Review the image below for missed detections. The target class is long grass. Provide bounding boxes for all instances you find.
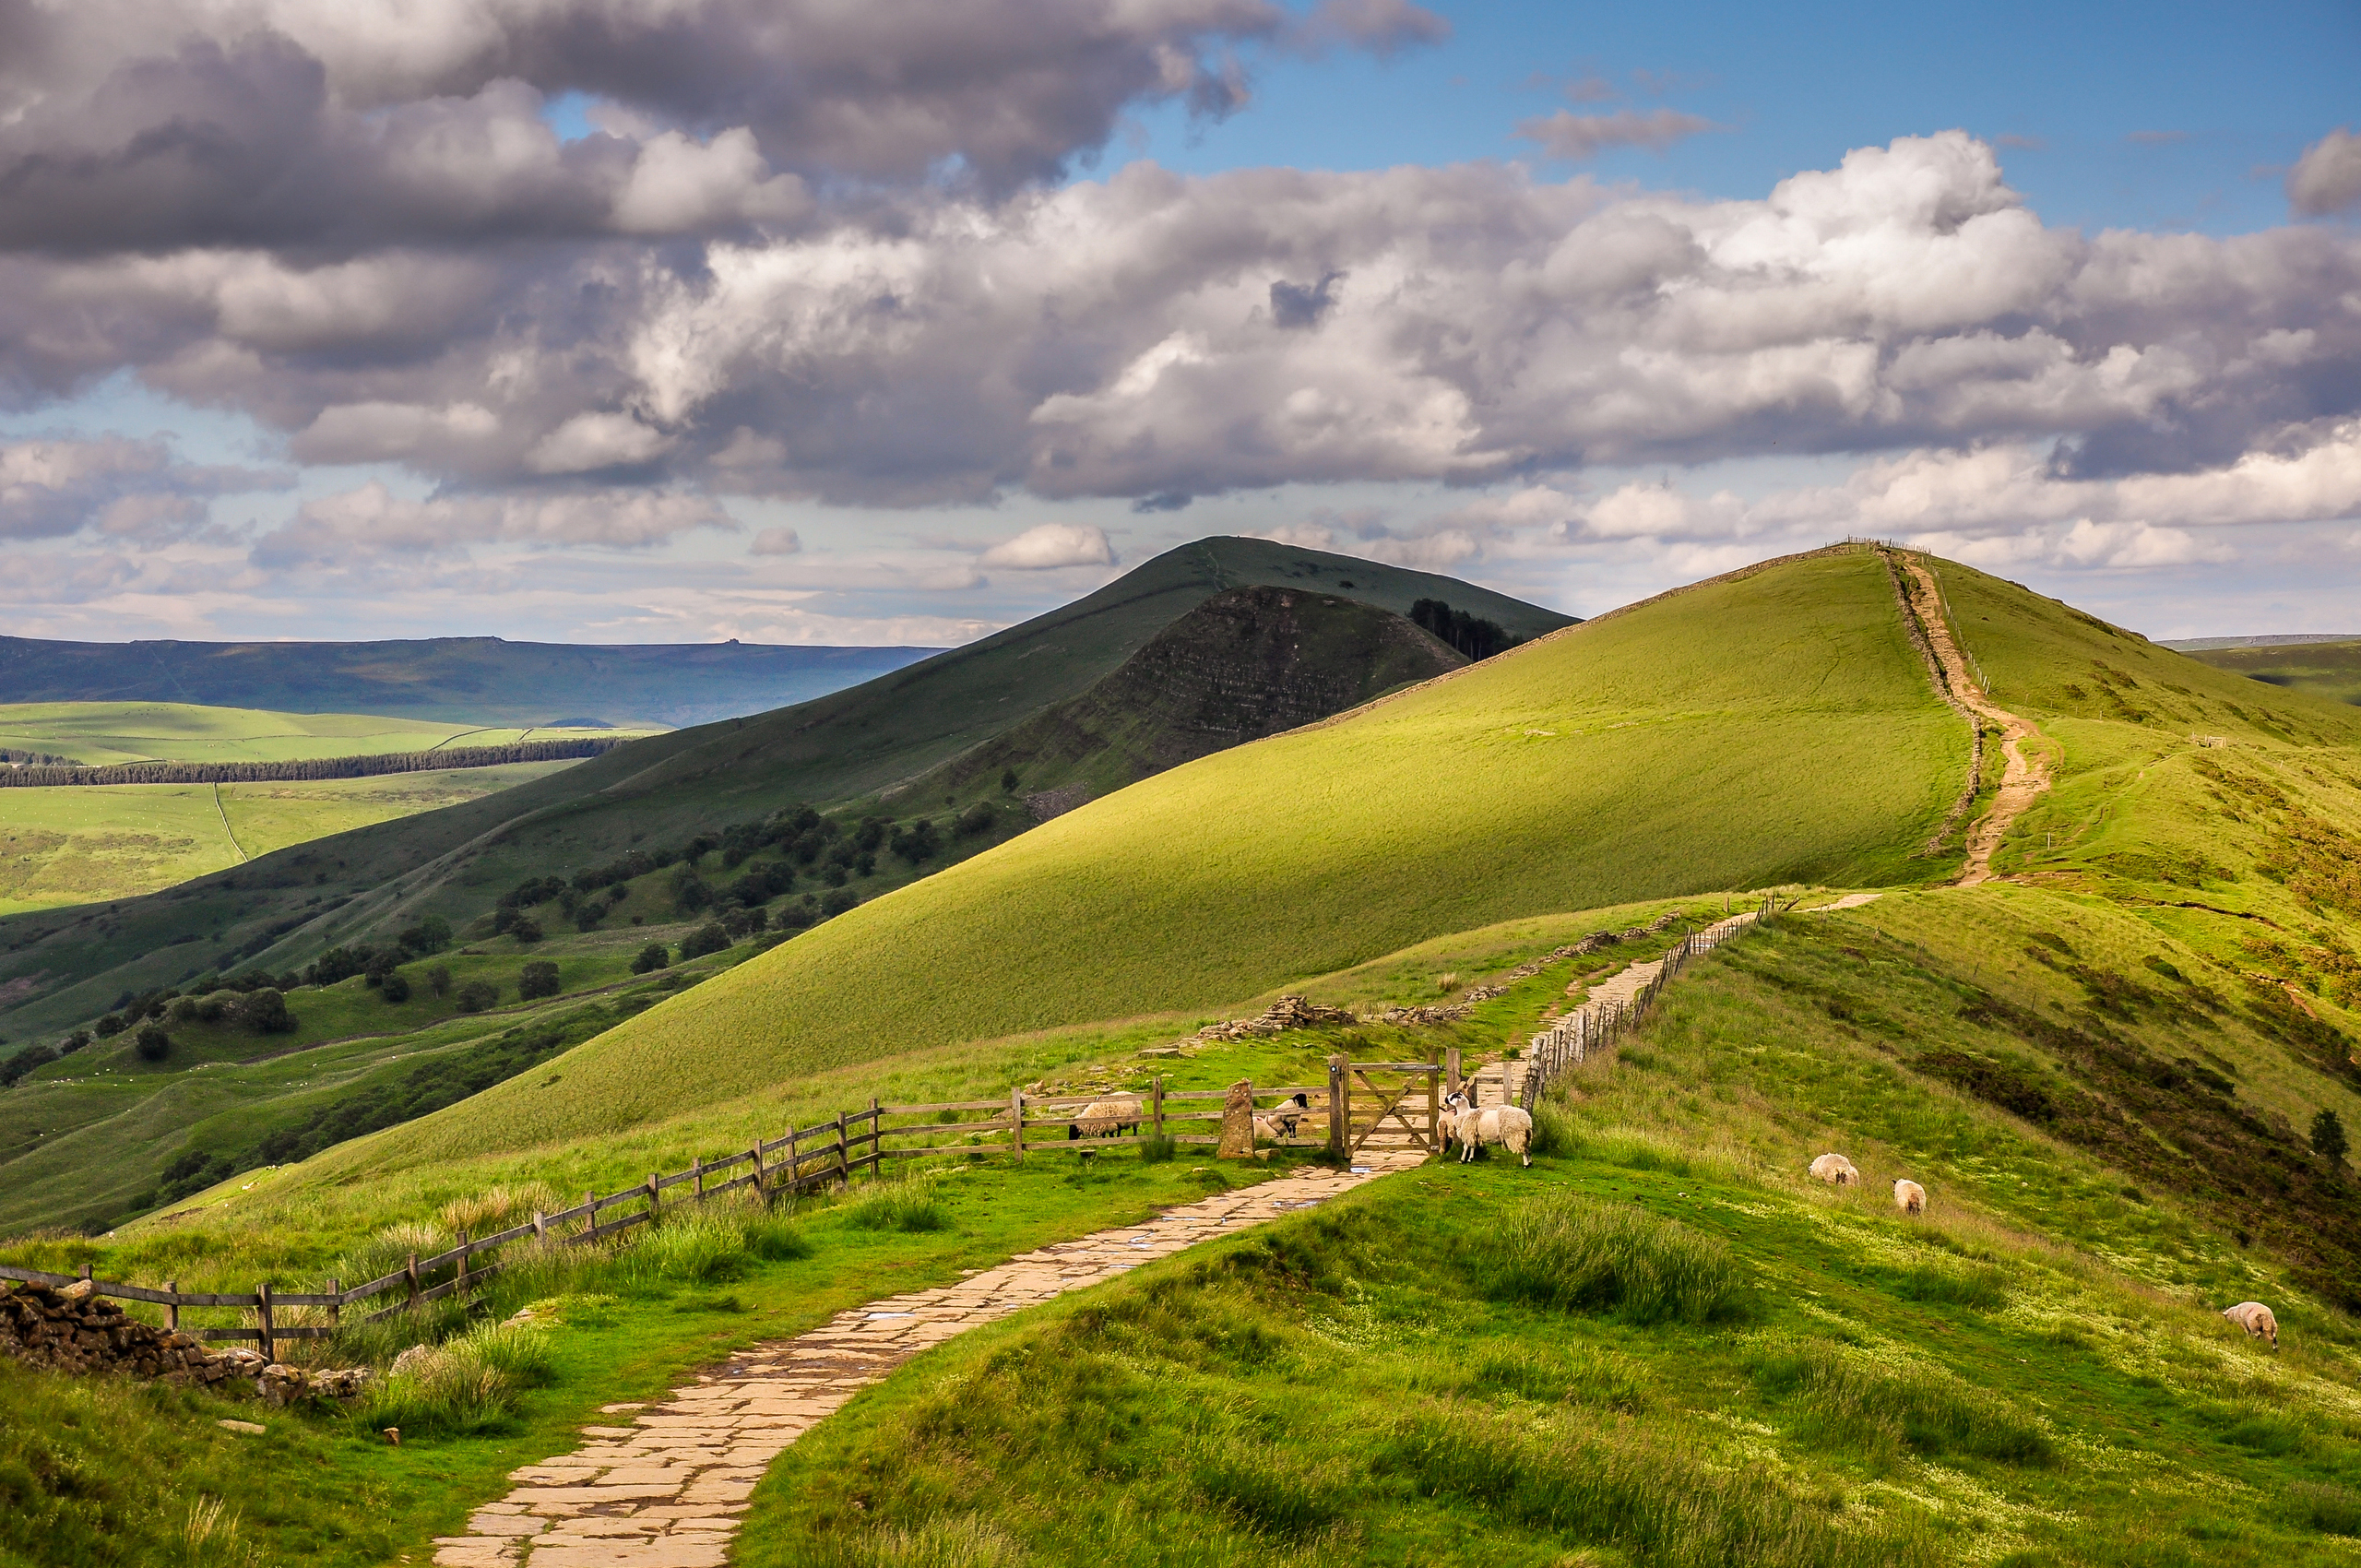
[847,1175,951,1234]
[1477,1194,1747,1324]
[1750,1342,2055,1467]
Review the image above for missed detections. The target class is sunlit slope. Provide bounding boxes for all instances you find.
[338,547,1964,1167]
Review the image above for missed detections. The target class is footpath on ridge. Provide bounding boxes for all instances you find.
[1896,557,2051,885]
[432,1154,1424,1567]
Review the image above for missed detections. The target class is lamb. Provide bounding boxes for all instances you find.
[1066,1096,1143,1140]
[1893,1179,1927,1215]
[2223,1301,2279,1348]
[1809,1153,1859,1186]
[1252,1092,1313,1142]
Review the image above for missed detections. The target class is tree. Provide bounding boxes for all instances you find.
[58,1030,91,1055]
[509,916,543,944]
[233,989,295,1034]
[679,923,732,961]
[1001,767,1020,794]
[818,887,859,918]
[426,965,452,999]
[2314,1108,2349,1167]
[517,960,562,1000]
[381,971,412,1004]
[398,915,452,956]
[889,818,941,865]
[363,949,402,988]
[455,980,500,1014]
[95,1014,127,1039]
[955,802,996,838]
[632,943,670,974]
[135,1025,172,1062]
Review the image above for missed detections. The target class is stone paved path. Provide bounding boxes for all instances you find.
[431,1153,1425,1567]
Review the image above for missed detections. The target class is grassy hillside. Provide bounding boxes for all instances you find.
[0,539,1570,1040]
[324,546,1963,1167]
[2183,637,2361,709]
[0,702,645,768]
[0,762,583,916]
[0,636,938,729]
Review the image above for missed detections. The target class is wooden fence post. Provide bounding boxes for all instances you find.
[646,1172,660,1222]
[1445,1046,1461,1097]
[869,1098,883,1176]
[750,1143,765,1204]
[1327,1054,1347,1161]
[834,1114,849,1185]
[1426,1069,1438,1154]
[532,1210,546,1241]
[405,1253,420,1306]
[328,1278,340,1333]
[1010,1088,1025,1162]
[693,1154,705,1202]
[256,1281,275,1364]
[164,1280,178,1334]
[582,1189,595,1240]
[786,1128,799,1194]
[1151,1076,1165,1142]
[457,1229,469,1296]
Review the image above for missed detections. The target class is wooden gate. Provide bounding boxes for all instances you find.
[1326,1057,1442,1158]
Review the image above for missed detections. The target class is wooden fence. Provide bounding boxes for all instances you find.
[1519,897,1773,1109]
[1,909,1767,1356]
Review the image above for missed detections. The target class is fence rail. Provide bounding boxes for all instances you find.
[1520,897,1772,1109]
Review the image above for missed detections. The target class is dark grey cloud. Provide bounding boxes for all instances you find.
[1268,270,1344,328]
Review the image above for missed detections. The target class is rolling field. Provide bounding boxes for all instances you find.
[0,700,649,767]
[2183,637,2361,709]
[325,547,1971,1167]
[0,761,586,914]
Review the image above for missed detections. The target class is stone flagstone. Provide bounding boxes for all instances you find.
[432,1153,1423,1567]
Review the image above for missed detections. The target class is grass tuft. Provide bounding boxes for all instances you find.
[848,1176,952,1233]
[1478,1194,1746,1324]
[1750,1342,2054,1467]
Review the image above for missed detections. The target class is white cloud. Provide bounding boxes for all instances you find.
[527,413,676,474]
[978,521,1116,569]
[1514,108,1717,160]
[2290,128,2361,218]
[749,526,802,556]
[248,481,732,565]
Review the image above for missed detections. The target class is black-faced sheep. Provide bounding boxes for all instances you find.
[1444,1091,1533,1167]
[1067,1096,1144,1139]
[1252,1091,1313,1141]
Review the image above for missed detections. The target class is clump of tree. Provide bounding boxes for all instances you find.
[2316,1108,2349,1168]
[135,1025,172,1063]
[679,923,733,961]
[1410,598,1519,660]
[455,980,500,1014]
[0,737,625,790]
[0,1043,58,1087]
[632,943,670,974]
[890,819,942,865]
[518,960,563,1001]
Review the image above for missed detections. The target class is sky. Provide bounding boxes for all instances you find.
[1,0,2358,647]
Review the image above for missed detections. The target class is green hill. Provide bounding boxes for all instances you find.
[0,539,1568,1042]
[327,545,1965,1168]
[2180,636,2361,709]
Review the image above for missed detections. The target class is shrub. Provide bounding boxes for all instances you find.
[679,924,732,961]
[135,1025,172,1063]
[818,888,859,918]
[1480,1195,1745,1324]
[455,980,499,1014]
[954,802,996,837]
[517,961,562,1001]
[509,917,542,944]
[94,1014,126,1039]
[233,989,294,1034]
[848,1175,951,1233]
[56,1030,90,1056]
[632,943,670,974]
[381,971,412,1004]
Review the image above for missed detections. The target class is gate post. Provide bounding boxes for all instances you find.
[1151,1076,1165,1142]
[1326,1055,1347,1160]
[1445,1045,1461,1097]
[1426,1069,1439,1156]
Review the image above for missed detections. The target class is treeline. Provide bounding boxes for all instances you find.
[0,737,626,789]
[1410,598,1519,661]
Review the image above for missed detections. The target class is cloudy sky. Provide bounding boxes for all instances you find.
[2,0,2357,647]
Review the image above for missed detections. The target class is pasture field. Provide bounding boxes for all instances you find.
[0,700,652,767]
[2184,637,2361,709]
[0,761,586,914]
[338,547,1973,1165]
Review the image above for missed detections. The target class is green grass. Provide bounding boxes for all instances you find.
[2183,638,2361,710]
[325,547,1968,1170]
[0,762,583,915]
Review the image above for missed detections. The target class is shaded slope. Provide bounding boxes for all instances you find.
[0,636,937,729]
[327,546,1967,1169]
[0,539,1570,1038]
[907,586,1467,810]
[2183,636,2361,709]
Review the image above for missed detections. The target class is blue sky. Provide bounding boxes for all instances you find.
[1,0,2356,646]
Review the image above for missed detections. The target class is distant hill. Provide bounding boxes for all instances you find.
[2159,634,2361,652]
[0,538,1573,1039]
[0,636,941,728]
[2177,636,2361,707]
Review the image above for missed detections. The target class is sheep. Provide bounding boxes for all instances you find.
[1893,1179,1927,1215]
[1444,1092,1534,1167]
[1252,1091,1313,1142]
[2223,1301,2279,1348]
[1809,1153,1859,1186]
[1066,1095,1143,1140]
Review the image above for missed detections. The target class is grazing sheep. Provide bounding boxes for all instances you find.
[1252,1091,1313,1141]
[1893,1179,1927,1215]
[1809,1153,1860,1186]
[1447,1094,1534,1167]
[1066,1096,1144,1140]
[2224,1301,2279,1348]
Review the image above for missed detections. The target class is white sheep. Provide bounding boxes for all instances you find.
[1066,1096,1143,1140]
[1809,1153,1859,1186]
[1893,1179,1926,1215]
[1252,1091,1313,1142]
[2223,1301,2279,1348]
[1444,1091,1534,1167]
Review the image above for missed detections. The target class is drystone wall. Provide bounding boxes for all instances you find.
[0,1278,369,1405]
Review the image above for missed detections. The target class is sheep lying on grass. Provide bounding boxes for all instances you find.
[2224,1301,2279,1348]
[1893,1179,1927,1215]
[1067,1096,1143,1140]
[1444,1090,1534,1167]
[1809,1153,1859,1186]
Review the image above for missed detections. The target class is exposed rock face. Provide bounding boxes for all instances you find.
[0,1279,370,1401]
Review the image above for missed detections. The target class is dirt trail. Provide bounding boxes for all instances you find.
[431,1154,1423,1567]
[1897,559,2049,885]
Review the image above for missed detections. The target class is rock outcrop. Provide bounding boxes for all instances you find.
[1194,994,1358,1042]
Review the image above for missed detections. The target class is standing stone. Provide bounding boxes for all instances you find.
[1217,1080,1253,1158]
